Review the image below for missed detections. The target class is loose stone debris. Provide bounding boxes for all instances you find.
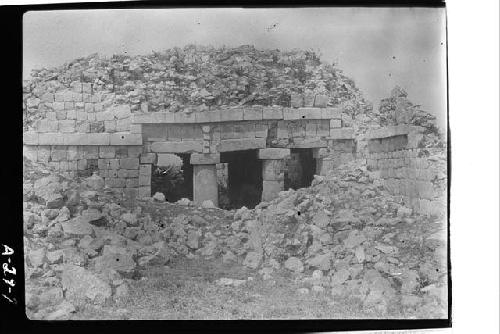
[23,45,447,320]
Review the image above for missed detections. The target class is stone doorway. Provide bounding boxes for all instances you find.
[285,148,316,190]
[151,153,193,202]
[220,150,263,209]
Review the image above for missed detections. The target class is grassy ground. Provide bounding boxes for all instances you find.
[69,257,406,320]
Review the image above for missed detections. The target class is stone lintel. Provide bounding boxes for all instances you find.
[290,137,328,148]
[151,140,204,153]
[190,153,220,165]
[217,138,266,152]
[257,148,291,160]
[109,133,143,145]
[364,125,414,140]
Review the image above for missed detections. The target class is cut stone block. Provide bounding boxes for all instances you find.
[23,132,38,145]
[290,137,328,148]
[157,153,182,167]
[119,158,139,170]
[283,108,322,120]
[329,119,342,128]
[263,107,284,120]
[217,138,266,152]
[328,128,355,140]
[262,180,284,202]
[321,108,342,119]
[193,164,218,207]
[313,95,329,108]
[173,112,196,123]
[138,186,151,198]
[290,93,304,108]
[262,159,285,181]
[220,109,243,122]
[190,153,220,165]
[195,110,221,123]
[109,133,142,146]
[39,133,64,145]
[243,107,263,121]
[258,148,291,160]
[151,141,203,153]
[140,153,156,164]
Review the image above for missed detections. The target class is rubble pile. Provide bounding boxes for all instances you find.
[377,86,445,148]
[24,151,447,319]
[220,160,448,317]
[23,45,373,130]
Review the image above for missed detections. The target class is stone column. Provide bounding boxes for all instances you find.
[258,148,290,202]
[313,148,331,176]
[191,153,220,207]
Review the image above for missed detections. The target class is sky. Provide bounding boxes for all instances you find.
[23,7,447,126]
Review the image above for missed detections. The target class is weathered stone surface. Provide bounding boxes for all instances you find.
[28,248,46,268]
[61,217,94,236]
[284,257,304,273]
[217,138,266,152]
[243,251,262,269]
[190,153,220,165]
[94,253,136,275]
[262,180,284,202]
[262,159,285,181]
[193,164,218,207]
[258,148,290,160]
[110,133,142,146]
[151,141,203,153]
[62,265,112,306]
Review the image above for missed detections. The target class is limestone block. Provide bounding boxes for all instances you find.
[277,121,289,139]
[116,118,131,132]
[140,153,156,164]
[84,103,94,113]
[193,164,218,207]
[243,107,263,121]
[174,112,196,123]
[77,159,87,171]
[321,108,342,120]
[233,123,255,138]
[157,153,182,167]
[217,138,266,152]
[66,110,76,120]
[112,105,131,119]
[41,93,54,103]
[86,134,110,146]
[119,158,139,170]
[139,164,152,176]
[59,120,76,133]
[314,95,329,108]
[258,148,290,160]
[99,146,115,158]
[290,93,304,108]
[37,119,58,133]
[105,177,126,188]
[263,107,283,120]
[138,186,151,198]
[190,153,220,165]
[151,141,203,153]
[262,180,284,202]
[304,92,315,107]
[104,120,116,132]
[39,133,64,145]
[139,174,150,186]
[291,138,328,148]
[55,110,67,120]
[195,110,220,123]
[51,146,67,162]
[131,113,153,124]
[220,109,243,122]
[53,102,65,111]
[96,111,114,121]
[220,123,235,140]
[283,108,322,120]
[330,119,342,128]
[254,123,268,138]
[23,145,37,161]
[37,146,51,162]
[127,146,142,158]
[109,133,142,146]
[126,178,139,188]
[130,124,142,134]
[262,159,285,181]
[23,132,38,145]
[156,112,174,123]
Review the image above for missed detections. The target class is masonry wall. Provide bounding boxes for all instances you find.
[361,126,447,217]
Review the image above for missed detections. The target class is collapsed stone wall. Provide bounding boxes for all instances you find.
[359,126,447,217]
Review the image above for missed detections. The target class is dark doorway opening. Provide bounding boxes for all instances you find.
[220,150,262,210]
[151,153,193,202]
[284,148,316,190]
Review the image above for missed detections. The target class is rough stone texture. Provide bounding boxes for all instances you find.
[61,265,112,306]
[262,180,284,202]
[193,164,218,207]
